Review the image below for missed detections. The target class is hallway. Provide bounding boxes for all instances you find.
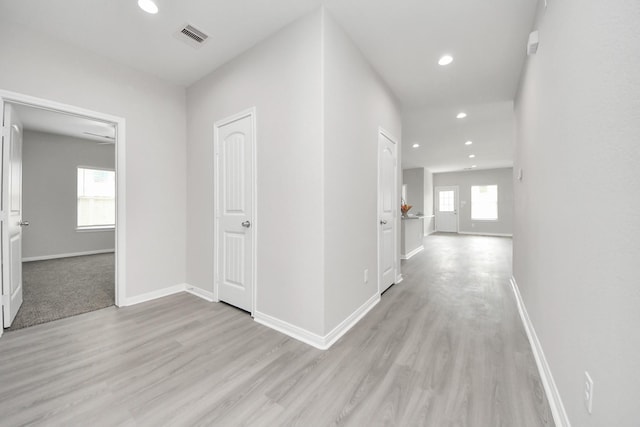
[0,234,552,426]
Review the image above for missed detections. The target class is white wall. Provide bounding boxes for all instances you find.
[322,10,402,332]
[423,169,434,235]
[514,1,640,425]
[402,168,424,214]
[186,11,325,335]
[433,168,513,235]
[22,130,114,259]
[0,19,187,299]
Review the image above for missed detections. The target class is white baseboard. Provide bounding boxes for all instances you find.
[510,277,571,427]
[323,292,380,349]
[395,274,403,284]
[23,249,115,262]
[401,245,424,260]
[185,285,216,302]
[458,231,513,237]
[254,292,380,350]
[254,311,326,349]
[124,283,186,306]
[424,229,436,236]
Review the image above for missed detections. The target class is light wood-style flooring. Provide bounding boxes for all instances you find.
[0,234,554,426]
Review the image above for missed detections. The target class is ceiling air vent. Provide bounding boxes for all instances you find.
[174,24,209,48]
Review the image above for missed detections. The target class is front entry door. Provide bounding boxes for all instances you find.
[378,130,397,293]
[2,103,24,327]
[435,186,458,232]
[215,110,255,313]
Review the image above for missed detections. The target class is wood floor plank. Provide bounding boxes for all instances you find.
[0,234,554,426]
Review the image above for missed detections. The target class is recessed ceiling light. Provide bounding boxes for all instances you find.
[456,112,467,119]
[472,165,477,168]
[469,154,475,158]
[138,0,158,14]
[465,140,473,145]
[412,143,420,148]
[438,55,454,66]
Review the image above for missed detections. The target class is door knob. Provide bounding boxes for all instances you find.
[380,219,387,225]
[19,221,30,227]
[241,220,251,228]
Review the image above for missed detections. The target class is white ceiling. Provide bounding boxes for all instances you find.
[12,104,116,143]
[0,0,323,87]
[0,0,538,171]
[402,101,514,173]
[324,0,538,109]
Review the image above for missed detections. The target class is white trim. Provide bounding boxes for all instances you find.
[401,245,424,260]
[510,277,571,427]
[0,90,126,310]
[323,292,380,349]
[213,107,257,316]
[255,292,380,350]
[124,283,186,307]
[254,311,326,349]
[395,274,403,284]
[458,231,513,237]
[23,249,114,262]
[185,285,216,302]
[76,226,116,232]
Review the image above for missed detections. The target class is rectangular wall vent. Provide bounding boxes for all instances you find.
[174,24,209,48]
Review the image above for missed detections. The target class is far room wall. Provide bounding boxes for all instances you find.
[402,168,424,214]
[423,169,434,235]
[22,130,115,260]
[402,167,435,236]
[433,167,513,235]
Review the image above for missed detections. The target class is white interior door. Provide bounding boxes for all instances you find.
[215,110,255,313]
[378,130,397,293]
[2,103,24,327]
[435,186,458,232]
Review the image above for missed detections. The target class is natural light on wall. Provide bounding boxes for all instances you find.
[77,167,116,228]
[471,185,498,220]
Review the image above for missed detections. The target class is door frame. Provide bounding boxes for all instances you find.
[434,185,459,232]
[377,127,399,295]
[0,90,126,335]
[213,107,257,316]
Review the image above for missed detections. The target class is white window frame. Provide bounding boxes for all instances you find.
[76,166,116,231]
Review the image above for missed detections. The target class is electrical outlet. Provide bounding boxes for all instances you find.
[364,269,369,283]
[584,372,594,414]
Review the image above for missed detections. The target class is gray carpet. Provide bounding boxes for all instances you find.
[7,254,114,331]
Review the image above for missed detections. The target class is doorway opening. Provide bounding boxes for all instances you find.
[0,91,126,334]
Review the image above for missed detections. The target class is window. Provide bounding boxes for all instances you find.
[438,190,455,212]
[471,185,498,220]
[77,167,115,229]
